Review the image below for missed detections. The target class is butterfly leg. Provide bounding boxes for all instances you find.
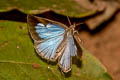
[74,31,82,43]
[47,60,50,70]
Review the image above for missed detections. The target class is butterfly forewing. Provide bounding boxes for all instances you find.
[73,33,83,58]
[27,15,68,61]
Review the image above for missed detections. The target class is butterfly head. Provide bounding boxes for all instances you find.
[68,23,79,35]
[66,16,83,35]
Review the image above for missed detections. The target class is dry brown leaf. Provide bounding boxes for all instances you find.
[85,0,119,30]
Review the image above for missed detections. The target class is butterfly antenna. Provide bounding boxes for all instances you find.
[75,22,84,26]
[67,16,72,26]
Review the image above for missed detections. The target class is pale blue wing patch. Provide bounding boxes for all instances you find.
[35,23,65,39]
[59,34,77,72]
[35,23,65,61]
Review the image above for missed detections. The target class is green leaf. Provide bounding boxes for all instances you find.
[0,21,112,80]
[0,0,95,17]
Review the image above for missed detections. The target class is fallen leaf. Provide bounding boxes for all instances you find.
[0,20,112,80]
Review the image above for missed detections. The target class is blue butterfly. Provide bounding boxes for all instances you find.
[27,15,82,72]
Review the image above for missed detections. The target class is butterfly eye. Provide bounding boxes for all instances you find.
[37,23,45,27]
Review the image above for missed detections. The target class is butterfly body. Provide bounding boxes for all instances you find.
[27,15,82,72]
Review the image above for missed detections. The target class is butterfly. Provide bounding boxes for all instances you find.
[27,15,82,73]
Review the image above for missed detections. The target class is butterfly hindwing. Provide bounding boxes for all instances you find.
[58,32,77,72]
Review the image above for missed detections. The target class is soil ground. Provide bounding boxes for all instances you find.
[79,12,120,80]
